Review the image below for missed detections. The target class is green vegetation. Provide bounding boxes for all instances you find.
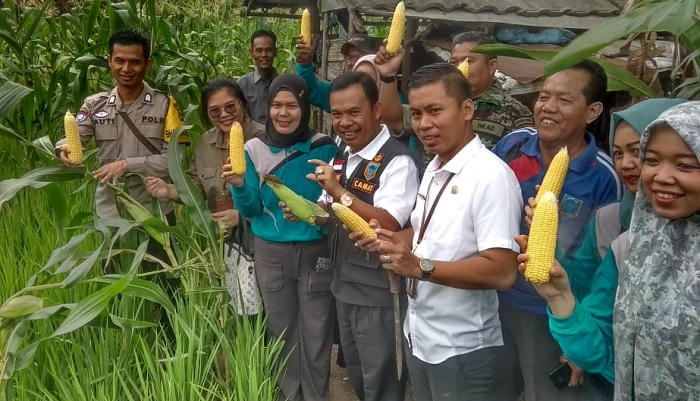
[0,0,302,399]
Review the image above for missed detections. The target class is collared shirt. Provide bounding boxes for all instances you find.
[492,127,622,315]
[405,136,523,364]
[321,125,419,226]
[237,67,278,124]
[188,116,264,212]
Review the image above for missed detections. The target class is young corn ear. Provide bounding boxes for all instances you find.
[0,295,43,319]
[64,110,83,164]
[535,146,569,204]
[525,191,559,284]
[331,203,376,239]
[264,175,328,225]
[300,8,312,47]
[229,121,246,175]
[457,59,470,78]
[385,1,406,55]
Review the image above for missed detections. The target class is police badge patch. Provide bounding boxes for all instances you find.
[76,109,89,123]
[94,110,109,118]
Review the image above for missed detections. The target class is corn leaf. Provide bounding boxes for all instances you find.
[0,81,32,122]
[474,44,655,97]
[12,341,40,372]
[0,167,86,210]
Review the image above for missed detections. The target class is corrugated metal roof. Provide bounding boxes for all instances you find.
[245,0,627,29]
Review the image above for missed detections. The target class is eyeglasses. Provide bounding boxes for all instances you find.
[207,102,238,119]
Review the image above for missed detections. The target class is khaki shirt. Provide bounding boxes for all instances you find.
[188,116,264,212]
[60,83,187,218]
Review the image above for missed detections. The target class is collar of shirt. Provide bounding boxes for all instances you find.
[344,124,391,161]
[269,135,314,154]
[424,135,484,176]
[253,67,278,84]
[473,82,505,108]
[520,131,598,174]
[107,82,155,107]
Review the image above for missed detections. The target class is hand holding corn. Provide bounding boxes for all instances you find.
[515,234,575,317]
[374,39,404,77]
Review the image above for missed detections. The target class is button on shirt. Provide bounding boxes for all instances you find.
[405,136,523,364]
[237,67,278,124]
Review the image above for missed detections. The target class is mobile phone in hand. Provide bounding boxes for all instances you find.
[548,362,572,389]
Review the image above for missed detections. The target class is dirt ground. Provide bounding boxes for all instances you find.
[329,345,415,401]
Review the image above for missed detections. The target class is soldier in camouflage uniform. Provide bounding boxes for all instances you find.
[57,28,189,219]
[376,32,533,166]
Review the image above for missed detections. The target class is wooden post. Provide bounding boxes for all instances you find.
[401,18,419,93]
[318,11,330,131]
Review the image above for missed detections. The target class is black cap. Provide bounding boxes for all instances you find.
[340,34,381,56]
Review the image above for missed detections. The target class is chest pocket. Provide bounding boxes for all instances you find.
[138,115,165,152]
[94,123,119,163]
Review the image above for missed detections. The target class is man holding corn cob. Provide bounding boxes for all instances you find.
[491,60,623,401]
[310,71,419,401]
[356,63,522,401]
[57,28,189,220]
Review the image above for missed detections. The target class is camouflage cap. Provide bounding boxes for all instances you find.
[340,34,382,56]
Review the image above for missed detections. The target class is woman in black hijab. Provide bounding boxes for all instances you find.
[224,74,337,401]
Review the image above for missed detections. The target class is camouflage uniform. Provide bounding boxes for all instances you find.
[58,83,189,218]
[472,83,533,149]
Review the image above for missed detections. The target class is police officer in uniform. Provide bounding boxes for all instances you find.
[57,28,188,285]
[311,72,420,401]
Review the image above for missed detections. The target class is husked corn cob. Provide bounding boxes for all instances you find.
[525,191,559,284]
[535,146,569,204]
[300,8,312,46]
[64,110,83,164]
[229,121,246,175]
[264,175,328,225]
[331,203,376,239]
[385,1,406,55]
[457,59,470,78]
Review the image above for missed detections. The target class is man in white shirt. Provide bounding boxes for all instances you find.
[364,63,523,401]
[310,71,420,401]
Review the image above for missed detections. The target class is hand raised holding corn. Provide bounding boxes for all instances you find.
[221,158,245,187]
[374,39,404,78]
[515,234,575,317]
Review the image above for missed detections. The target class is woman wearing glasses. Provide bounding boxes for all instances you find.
[145,77,264,227]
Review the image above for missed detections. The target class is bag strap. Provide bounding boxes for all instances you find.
[116,110,161,155]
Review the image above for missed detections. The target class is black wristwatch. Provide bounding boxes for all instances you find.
[419,258,435,281]
[379,74,397,83]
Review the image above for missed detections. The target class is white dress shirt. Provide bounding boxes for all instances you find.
[405,135,523,364]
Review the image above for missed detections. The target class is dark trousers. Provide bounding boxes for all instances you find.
[336,299,406,401]
[405,343,500,401]
[254,238,334,401]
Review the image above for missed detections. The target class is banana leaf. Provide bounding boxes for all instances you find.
[474,44,656,97]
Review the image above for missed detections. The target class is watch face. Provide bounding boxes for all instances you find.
[340,193,353,207]
[420,259,434,272]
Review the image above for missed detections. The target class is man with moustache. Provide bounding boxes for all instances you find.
[238,30,279,124]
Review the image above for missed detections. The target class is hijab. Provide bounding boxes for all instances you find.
[353,54,380,86]
[609,98,686,230]
[614,101,700,401]
[261,74,315,149]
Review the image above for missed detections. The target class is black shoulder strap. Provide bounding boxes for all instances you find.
[116,110,161,155]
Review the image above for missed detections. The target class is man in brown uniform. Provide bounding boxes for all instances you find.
[57,28,188,219]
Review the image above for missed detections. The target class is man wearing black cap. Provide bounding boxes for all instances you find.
[295,33,380,113]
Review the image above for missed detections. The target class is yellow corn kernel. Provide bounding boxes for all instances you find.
[525,191,559,284]
[385,1,406,55]
[229,121,246,175]
[331,203,376,239]
[457,59,470,78]
[64,111,83,164]
[535,146,569,204]
[300,8,312,47]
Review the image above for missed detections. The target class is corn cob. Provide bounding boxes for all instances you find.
[229,121,246,175]
[264,175,328,225]
[300,8,312,47]
[331,203,376,239]
[457,58,470,78]
[64,110,83,164]
[535,146,569,204]
[385,1,406,55]
[0,295,43,319]
[525,191,559,284]
[163,95,184,142]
